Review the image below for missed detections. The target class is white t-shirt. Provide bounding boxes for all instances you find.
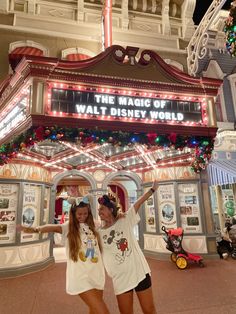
[98,206,151,295]
[61,222,105,295]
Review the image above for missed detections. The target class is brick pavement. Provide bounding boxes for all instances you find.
[0,257,236,314]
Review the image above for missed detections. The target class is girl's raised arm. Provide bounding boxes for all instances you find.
[134,180,158,213]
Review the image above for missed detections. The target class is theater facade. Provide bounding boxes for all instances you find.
[0,45,222,276]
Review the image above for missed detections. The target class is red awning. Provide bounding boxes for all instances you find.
[10,47,44,56]
[66,53,90,61]
[9,47,44,70]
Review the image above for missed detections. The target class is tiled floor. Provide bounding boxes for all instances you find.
[1,257,236,314]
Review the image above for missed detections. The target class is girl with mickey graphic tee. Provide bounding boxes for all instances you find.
[21,200,109,314]
[98,181,158,314]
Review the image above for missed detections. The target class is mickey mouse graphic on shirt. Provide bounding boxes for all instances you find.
[103,230,132,264]
[79,226,98,263]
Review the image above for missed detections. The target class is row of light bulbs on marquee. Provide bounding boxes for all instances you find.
[46,82,208,126]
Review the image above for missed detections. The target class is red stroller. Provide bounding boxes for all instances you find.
[162,226,204,269]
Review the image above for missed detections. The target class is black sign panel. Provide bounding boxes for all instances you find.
[51,88,202,123]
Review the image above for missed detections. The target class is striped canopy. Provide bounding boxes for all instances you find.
[208,160,236,186]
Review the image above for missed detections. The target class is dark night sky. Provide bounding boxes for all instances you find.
[193,0,231,25]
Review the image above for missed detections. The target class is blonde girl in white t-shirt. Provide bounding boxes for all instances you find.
[98,181,158,314]
[21,199,109,314]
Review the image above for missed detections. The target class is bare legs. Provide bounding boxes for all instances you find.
[116,287,156,314]
[116,290,134,314]
[79,289,110,314]
[136,287,156,314]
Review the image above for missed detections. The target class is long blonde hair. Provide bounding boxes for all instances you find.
[67,202,100,262]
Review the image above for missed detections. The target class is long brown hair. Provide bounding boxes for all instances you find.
[67,202,100,262]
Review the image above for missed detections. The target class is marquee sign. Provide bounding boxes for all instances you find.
[51,88,203,123]
[0,96,28,140]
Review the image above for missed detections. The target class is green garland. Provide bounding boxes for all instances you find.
[224,1,236,56]
[0,126,214,173]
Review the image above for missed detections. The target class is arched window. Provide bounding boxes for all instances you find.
[9,40,49,70]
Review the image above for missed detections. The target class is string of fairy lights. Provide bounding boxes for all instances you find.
[0,125,214,173]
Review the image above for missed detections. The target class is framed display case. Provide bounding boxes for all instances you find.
[0,184,19,244]
[157,184,177,231]
[178,183,202,233]
[21,184,42,243]
[144,188,156,233]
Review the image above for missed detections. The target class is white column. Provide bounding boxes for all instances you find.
[77,0,84,22]
[0,0,9,13]
[162,0,170,35]
[27,0,36,14]
[181,0,196,40]
[121,0,129,30]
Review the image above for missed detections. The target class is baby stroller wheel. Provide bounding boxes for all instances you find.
[176,256,188,270]
[198,260,204,267]
[231,252,236,260]
[170,253,177,263]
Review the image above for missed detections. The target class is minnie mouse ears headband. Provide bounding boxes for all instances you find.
[98,195,110,206]
[75,196,90,206]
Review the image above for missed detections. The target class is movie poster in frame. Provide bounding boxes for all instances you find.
[21,184,41,242]
[157,184,177,231]
[144,188,156,233]
[0,184,19,244]
[178,183,202,233]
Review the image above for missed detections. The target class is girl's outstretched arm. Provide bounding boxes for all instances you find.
[134,180,158,213]
[20,224,62,234]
